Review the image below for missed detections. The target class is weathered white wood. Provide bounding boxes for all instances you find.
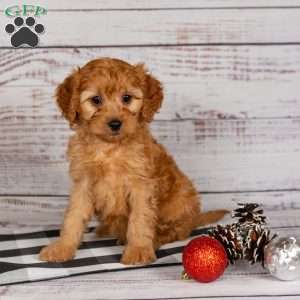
[2,0,300,10]
[0,116,300,195]
[1,46,300,119]
[184,298,300,300]
[1,47,300,194]
[2,81,300,122]
[0,196,65,228]
[2,45,299,86]
[0,191,299,229]
[1,263,300,300]
[1,260,299,300]
[0,117,299,194]
[1,9,300,46]
[0,0,299,298]
[0,192,299,299]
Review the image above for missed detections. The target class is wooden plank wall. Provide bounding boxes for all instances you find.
[0,0,300,225]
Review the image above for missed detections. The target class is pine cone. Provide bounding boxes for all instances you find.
[232,203,266,227]
[209,202,276,267]
[209,224,243,264]
[244,225,277,265]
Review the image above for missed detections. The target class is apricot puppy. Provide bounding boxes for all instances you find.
[39,58,227,265]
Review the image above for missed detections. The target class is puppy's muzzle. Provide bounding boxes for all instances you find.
[107,119,122,132]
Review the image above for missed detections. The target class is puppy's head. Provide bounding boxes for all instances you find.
[56,58,163,142]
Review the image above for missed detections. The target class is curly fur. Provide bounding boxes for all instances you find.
[39,58,228,265]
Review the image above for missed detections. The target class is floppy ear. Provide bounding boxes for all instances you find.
[137,64,163,122]
[55,68,81,127]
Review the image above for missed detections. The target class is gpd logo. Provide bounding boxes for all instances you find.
[4,5,47,48]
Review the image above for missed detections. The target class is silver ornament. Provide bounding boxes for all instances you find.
[264,236,300,281]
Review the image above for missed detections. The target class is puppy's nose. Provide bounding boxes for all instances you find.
[108,119,122,131]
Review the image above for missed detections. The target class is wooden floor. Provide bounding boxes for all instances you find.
[0,194,299,299]
[1,0,300,299]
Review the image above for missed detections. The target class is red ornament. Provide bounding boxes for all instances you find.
[182,235,228,283]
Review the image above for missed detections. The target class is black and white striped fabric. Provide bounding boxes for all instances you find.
[0,226,210,286]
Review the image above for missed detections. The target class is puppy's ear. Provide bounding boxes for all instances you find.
[136,64,163,122]
[56,68,81,127]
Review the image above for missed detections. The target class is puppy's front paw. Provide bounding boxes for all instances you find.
[39,240,76,262]
[121,245,156,265]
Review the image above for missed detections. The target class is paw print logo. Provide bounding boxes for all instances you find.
[5,17,45,48]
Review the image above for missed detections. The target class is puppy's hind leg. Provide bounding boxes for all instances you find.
[154,210,229,250]
[154,219,193,250]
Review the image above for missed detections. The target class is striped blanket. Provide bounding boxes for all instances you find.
[0,227,210,285]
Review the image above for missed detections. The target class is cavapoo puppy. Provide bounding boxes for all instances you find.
[39,58,228,265]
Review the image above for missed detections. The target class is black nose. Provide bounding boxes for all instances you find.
[108,119,122,131]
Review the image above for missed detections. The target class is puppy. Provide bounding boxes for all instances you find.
[39,58,228,265]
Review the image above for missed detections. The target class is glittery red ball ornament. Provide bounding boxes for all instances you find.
[182,235,228,283]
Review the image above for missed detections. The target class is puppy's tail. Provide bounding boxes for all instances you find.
[196,209,229,227]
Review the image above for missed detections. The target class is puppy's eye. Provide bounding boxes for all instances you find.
[122,94,132,104]
[91,95,102,106]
